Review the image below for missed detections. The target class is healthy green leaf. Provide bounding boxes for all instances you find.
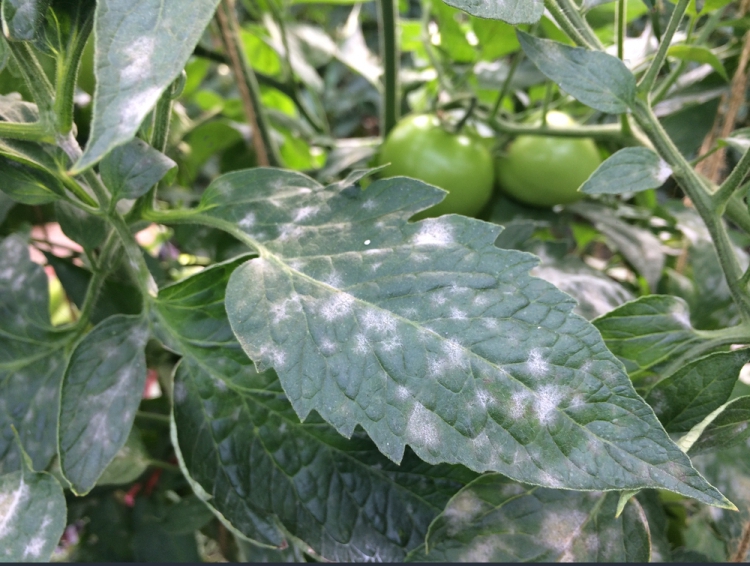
[54,201,108,250]
[594,295,729,383]
[0,458,66,562]
[73,0,222,172]
[689,396,750,455]
[0,93,38,123]
[667,45,728,81]
[59,314,149,495]
[441,0,543,24]
[580,148,673,195]
[645,350,749,433]
[517,31,636,114]
[158,259,474,559]
[0,155,65,205]
[99,138,176,202]
[203,168,730,506]
[1,0,50,42]
[0,235,71,474]
[95,427,150,486]
[406,474,650,562]
[720,127,750,153]
[0,193,13,224]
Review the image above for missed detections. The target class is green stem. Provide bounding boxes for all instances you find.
[136,411,171,424]
[109,213,158,300]
[452,98,477,134]
[147,460,181,472]
[55,11,94,134]
[616,0,633,136]
[489,51,523,121]
[639,0,690,93]
[544,0,595,49]
[714,148,750,210]
[660,324,750,378]
[0,121,54,142]
[726,195,750,236]
[556,0,604,49]
[484,112,625,141]
[377,0,399,137]
[540,82,554,125]
[6,42,55,115]
[150,88,173,154]
[632,99,750,321]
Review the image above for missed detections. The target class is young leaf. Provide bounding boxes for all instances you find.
[594,295,729,382]
[689,396,750,455]
[99,138,176,202]
[205,168,729,506]
[0,156,65,205]
[1,0,51,42]
[645,350,750,433]
[406,474,650,562]
[517,31,636,114]
[0,457,66,561]
[580,148,673,195]
[441,0,543,24]
[58,314,149,495]
[72,0,222,172]
[0,235,71,473]
[54,201,108,250]
[157,259,475,559]
[667,45,728,81]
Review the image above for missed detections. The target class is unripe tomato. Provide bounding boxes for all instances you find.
[378,114,495,219]
[495,111,602,208]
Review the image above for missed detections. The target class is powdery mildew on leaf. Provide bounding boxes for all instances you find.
[441,0,543,24]
[206,168,730,506]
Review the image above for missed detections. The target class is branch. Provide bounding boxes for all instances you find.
[639,0,690,93]
[377,0,400,137]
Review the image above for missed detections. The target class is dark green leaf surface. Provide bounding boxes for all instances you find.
[594,295,723,382]
[580,148,673,195]
[99,138,176,201]
[517,31,635,114]
[73,0,222,171]
[159,260,474,559]
[689,396,750,455]
[406,474,650,562]
[95,427,149,486]
[0,155,65,205]
[1,0,50,41]
[645,350,749,433]
[0,236,70,474]
[0,462,66,561]
[59,314,149,495]
[0,94,39,123]
[441,0,543,24]
[205,168,729,505]
[0,192,13,224]
[54,201,108,250]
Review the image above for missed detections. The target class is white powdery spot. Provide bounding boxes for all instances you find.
[320,293,355,321]
[527,348,549,378]
[407,404,440,448]
[534,385,562,424]
[580,360,593,375]
[361,309,397,334]
[323,272,343,288]
[473,295,491,307]
[443,490,485,535]
[0,267,13,281]
[541,509,588,554]
[509,391,528,420]
[362,199,376,210]
[23,536,44,558]
[655,159,672,184]
[320,339,337,355]
[431,293,447,307]
[395,385,410,400]
[293,206,318,222]
[475,389,492,408]
[412,220,454,247]
[449,307,467,320]
[484,319,499,330]
[671,306,692,329]
[443,339,464,367]
[381,336,402,352]
[277,224,304,242]
[370,262,383,272]
[354,333,369,354]
[118,87,162,135]
[120,37,156,86]
[238,212,256,229]
[0,481,28,537]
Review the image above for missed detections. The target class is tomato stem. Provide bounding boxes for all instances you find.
[377,0,400,137]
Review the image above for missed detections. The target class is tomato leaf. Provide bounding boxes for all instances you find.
[406,474,651,562]
[688,396,750,455]
[441,0,543,24]
[667,45,728,81]
[157,258,475,560]
[72,0,221,172]
[0,235,71,474]
[580,147,673,195]
[99,138,176,201]
[0,454,67,561]
[201,168,733,507]
[517,31,636,114]
[58,314,149,495]
[645,350,749,433]
[1,0,50,42]
[54,201,108,250]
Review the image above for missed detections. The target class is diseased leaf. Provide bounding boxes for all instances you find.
[202,168,729,506]
[517,31,636,114]
[580,148,672,195]
[0,155,65,205]
[158,259,474,559]
[0,458,66,562]
[689,396,750,455]
[406,474,650,562]
[0,236,71,474]
[73,0,222,172]
[441,0,543,24]
[667,45,728,81]
[54,201,108,249]
[99,138,176,201]
[95,427,149,486]
[59,314,149,495]
[645,350,749,433]
[594,295,731,383]
[1,0,51,42]
[0,94,39,123]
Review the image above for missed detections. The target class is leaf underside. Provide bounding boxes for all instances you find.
[440,0,543,24]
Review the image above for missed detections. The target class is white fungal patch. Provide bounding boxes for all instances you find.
[475,389,492,408]
[320,294,355,321]
[353,333,369,354]
[323,272,343,288]
[443,339,464,367]
[655,159,672,183]
[412,221,454,247]
[443,490,485,535]
[238,212,256,229]
[293,206,318,222]
[370,262,382,272]
[534,385,562,424]
[431,293,447,306]
[580,360,593,374]
[23,536,44,558]
[0,268,13,280]
[527,348,549,377]
[269,301,291,324]
[320,339,337,355]
[509,391,528,419]
[381,336,402,352]
[173,381,188,404]
[362,199,376,210]
[395,385,409,400]
[120,37,156,85]
[484,319,499,330]
[277,224,304,242]
[473,295,491,307]
[449,307,467,320]
[0,481,28,538]
[407,404,440,448]
[361,309,397,334]
[540,510,588,554]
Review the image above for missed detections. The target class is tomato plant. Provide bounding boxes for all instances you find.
[1,0,750,563]
[496,111,602,207]
[378,114,494,218]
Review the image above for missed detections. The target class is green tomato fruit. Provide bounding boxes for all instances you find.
[495,111,602,208]
[378,114,495,219]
